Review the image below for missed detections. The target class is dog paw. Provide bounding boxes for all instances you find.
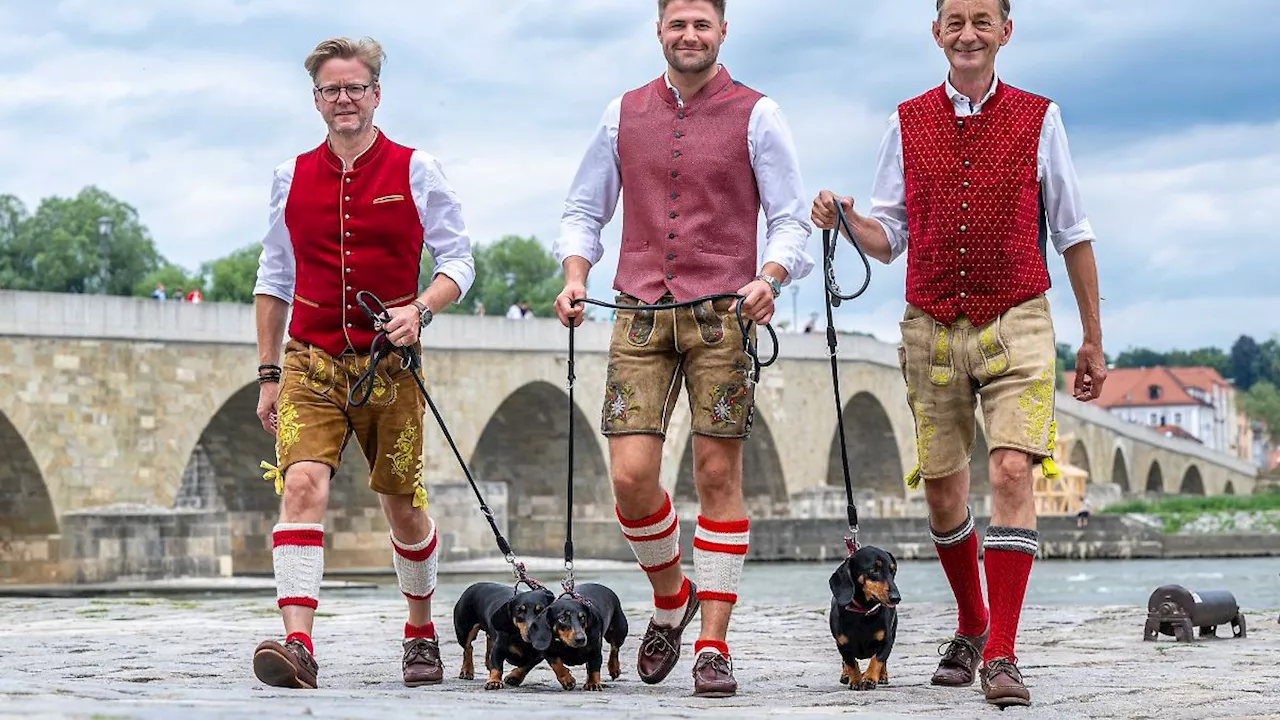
[855,678,878,691]
[839,673,850,685]
[483,680,504,691]
[583,680,604,691]
[504,674,525,687]
[458,670,474,680]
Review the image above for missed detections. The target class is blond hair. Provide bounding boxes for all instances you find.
[304,36,386,84]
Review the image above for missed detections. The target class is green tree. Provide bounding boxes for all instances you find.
[1241,381,1280,436]
[1113,347,1167,368]
[0,186,164,295]
[201,244,262,303]
[426,234,563,317]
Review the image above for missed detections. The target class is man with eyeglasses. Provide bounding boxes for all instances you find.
[250,35,476,690]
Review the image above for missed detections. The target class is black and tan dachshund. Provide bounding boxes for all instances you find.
[452,581,556,690]
[829,544,902,691]
[528,582,628,691]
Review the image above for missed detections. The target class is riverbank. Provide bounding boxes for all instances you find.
[1,592,1275,719]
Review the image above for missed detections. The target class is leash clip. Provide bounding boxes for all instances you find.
[844,526,860,555]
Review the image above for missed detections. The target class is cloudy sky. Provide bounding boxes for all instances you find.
[3,0,1276,355]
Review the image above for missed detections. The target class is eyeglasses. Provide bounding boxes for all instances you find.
[315,83,374,102]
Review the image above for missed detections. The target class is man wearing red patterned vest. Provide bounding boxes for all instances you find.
[813,0,1107,708]
[250,36,475,690]
[552,0,813,698]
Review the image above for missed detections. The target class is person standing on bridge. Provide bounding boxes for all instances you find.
[811,0,1107,707]
[551,0,814,698]
[250,36,475,689]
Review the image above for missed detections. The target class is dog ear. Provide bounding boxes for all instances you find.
[528,608,553,652]
[488,599,517,635]
[829,562,856,608]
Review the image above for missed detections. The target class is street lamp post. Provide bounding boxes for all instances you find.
[791,285,799,331]
[96,216,113,294]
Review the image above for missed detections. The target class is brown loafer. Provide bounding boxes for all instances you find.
[691,651,737,698]
[636,580,702,685]
[403,637,445,686]
[253,638,319,689]
[981,656,1031,707]
[930,626,987,687]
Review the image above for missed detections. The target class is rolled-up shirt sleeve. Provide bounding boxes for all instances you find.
[749,97,814,283]
[252,159,297,303]
[553,97,623,268]
[867,112,910,264]
[1039,103,1096,254]
[411,150,476,301]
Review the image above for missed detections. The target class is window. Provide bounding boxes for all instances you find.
[1148,385,1162,400]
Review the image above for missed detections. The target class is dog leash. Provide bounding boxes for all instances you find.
[561,292,780,599]
[821,200,873,555]
[347,290,548,593]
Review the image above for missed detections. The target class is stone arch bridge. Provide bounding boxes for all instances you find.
[0,291,1257,583]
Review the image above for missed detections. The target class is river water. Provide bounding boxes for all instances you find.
[373,556,1280,611]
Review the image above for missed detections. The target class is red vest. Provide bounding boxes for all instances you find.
[284,131,424,356]
[614,68,762,303]
[900,82,1051,326]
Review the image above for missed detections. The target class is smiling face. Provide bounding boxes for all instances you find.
[657,0,726,76]
[932,0,1012,79]
[312,56,380,137]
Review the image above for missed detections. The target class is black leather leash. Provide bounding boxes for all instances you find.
[347,290,547,592]
[560,292,779,596]
[822,202,873,554]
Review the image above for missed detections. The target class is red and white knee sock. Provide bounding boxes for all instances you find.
[930,506,989,637]
[617,493,689,627]
[392,521,439,640]
[692,516,749,658]
[982,525,1038,663]
[273,522,324,654]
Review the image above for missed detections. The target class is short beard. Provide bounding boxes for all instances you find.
[665,46,717,75]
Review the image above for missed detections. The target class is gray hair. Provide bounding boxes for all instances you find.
[936,0,1011,22]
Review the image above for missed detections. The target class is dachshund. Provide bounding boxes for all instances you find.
[452,581,555,690]
[528,582,628,691]
[829,544,901,691]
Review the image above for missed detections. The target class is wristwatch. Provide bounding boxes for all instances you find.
[412,300,434,329]
[756,274,782,299]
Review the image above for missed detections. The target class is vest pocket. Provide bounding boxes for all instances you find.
[293,294,320,308]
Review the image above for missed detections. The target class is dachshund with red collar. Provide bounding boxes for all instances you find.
[829,544,901,690]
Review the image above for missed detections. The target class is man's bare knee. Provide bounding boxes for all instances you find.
[282,462,330,522]
[990,450,1033,493]
[609,435,664,512]
[923,468,970,528]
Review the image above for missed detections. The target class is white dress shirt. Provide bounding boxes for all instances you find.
[554,71,815,285]
[868,75,1096,264]
[253,146,476,304]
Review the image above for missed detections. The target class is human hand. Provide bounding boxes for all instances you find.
[381,304,422,347]
[257,381,280,435]
[811,190,856,230]
[555,281,588,327]
[1074,342,1107,401]
[736,279,775,325]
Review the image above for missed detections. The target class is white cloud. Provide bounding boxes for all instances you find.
[0,0,1274,358]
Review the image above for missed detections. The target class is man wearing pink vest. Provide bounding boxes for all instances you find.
[813,0,1106,708]
[553,0,813,698]
[251,36,475,690]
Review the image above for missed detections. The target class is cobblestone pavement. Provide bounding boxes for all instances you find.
[0,591,1277,719]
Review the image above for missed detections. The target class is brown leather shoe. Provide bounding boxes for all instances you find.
[253,638,318,689]
[981,657,1031,707]
[636,581,701,685]
[691,651,737,698]
[930,627,987,687]
[403,637,445,686]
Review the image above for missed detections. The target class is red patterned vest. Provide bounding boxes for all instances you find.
[284,131,425,356]
[899,82,1051,326]
[614,68,762,303]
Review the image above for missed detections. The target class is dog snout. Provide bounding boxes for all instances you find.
[573,632,586,646]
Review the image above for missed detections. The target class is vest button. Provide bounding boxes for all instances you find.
[961,202,969,211]
[669,211,677,218]
[345,231,351,237]
[347,322,353,327]
[668,232,675,239]
[344,214,350,219]
[671,192,677,200]
[345,177,351,183]
[346,267,352,273]
[344,196,351,202]
[346,251,351,256]
[667,273,674,280]
[672,150,680,158]
[667,252,675,260]
[963,160,971,168]
[959,225,968,232]
[347,285,352,291]
[959,292,966,299]
[957,119,965,128]
[959,248,966,255]
[959,270,966,277]
[962,181,970,188]
[671,170,678,178]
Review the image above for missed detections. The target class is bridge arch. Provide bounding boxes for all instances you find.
[675,410,788,518]
[1111,446,1131,494]
[1145,460,1165,495]
[0,409,57,539]
[825,392,904,499]
[1069,440,1092,483]
[1179,465,1205,496]
[470,381,611,522]
[1224,481,1236,495]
